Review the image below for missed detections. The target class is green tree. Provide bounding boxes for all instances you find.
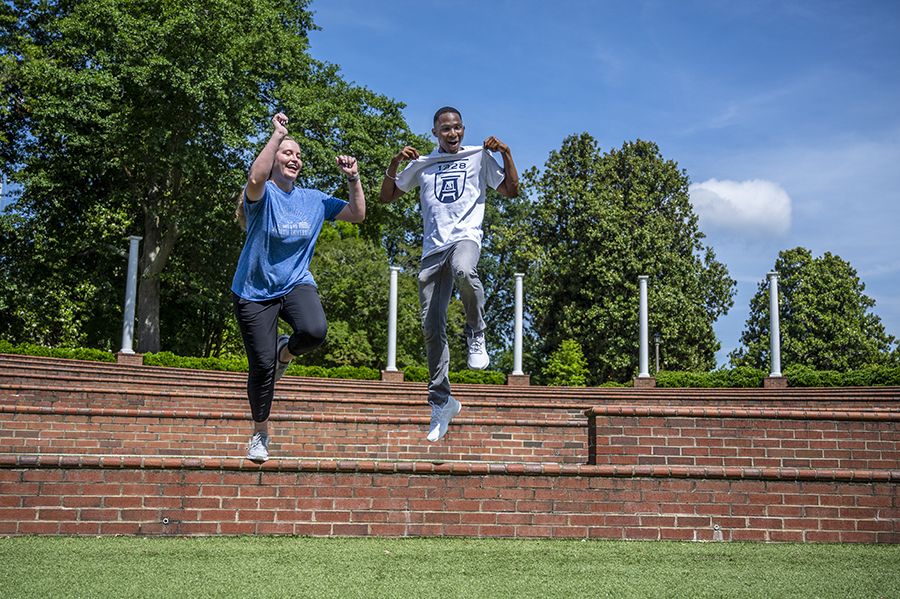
[524,134,736,384]
[543,338,588,386]
[729,247,897,371]
[304,221,425,370]
[1,0,422,354]
[478,187,534,368]
[158,189,245,358]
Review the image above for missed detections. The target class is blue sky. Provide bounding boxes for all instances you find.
[308,0,900,366]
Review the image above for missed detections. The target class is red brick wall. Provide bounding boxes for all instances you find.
[586,406,900,471]
[0,405,587,464]
[1,457,897,543]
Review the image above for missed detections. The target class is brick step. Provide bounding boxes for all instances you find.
[1,454,897,542]
[0,381,591,424]
[4,353,900,409]
[0,403,585,463]
[4,400,899,470]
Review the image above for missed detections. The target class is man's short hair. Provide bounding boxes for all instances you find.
[433,106,462,126]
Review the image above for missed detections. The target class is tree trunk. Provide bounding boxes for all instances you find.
[135,206,180,354]
[136,272,160,354]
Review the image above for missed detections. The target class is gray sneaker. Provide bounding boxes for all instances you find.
[426,396,461,442]
[274,335,292,383]
[247,431,270,462]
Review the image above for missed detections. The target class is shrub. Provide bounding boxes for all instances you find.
[324,365,380,381]
[656,367,766,388]
[391,366,504,385]
[402,366,429,383]
[142,352,248,372]
[449,370,506,385]
[0,340,115,363]
[655,371,709,388]
[543,339,588,387]
[288,364,328,378]
[597,380,630,388]
[786,364,900,387]
[867,366,900,386]
[726,367,767,388]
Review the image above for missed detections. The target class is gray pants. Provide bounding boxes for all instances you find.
[418,240,486,406]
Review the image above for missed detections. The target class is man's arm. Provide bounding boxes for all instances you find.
[380,146,421,204]
[483,136,519,199]
[334,155,365,223]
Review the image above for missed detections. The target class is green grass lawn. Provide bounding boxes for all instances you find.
[1,536,897,598]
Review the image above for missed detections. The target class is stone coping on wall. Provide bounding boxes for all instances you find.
[583,405,900,422]
[2,454,897,483]
[0,403,587,428]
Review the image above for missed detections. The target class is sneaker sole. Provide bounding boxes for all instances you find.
[467,357,490,370]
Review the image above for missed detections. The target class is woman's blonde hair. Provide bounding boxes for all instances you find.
[235,136,299,231]
[235,188,248,231]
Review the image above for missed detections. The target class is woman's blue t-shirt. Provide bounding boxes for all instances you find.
[231,181,348,301]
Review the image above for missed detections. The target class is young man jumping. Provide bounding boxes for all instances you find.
[380,107,519,442]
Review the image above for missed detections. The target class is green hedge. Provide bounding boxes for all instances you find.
[141,352,382,380]
[142,351,248,372]
[3,341,898,387]
[0,340,116,363]
[288,364,381,381]
[655,367,767,388]
[655,365,900,388]
[401,365,505,385]
[783,364,900,387]
[141,352,501,383]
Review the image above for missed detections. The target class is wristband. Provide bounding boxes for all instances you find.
[384,169,397,181]
[347,174,360,182]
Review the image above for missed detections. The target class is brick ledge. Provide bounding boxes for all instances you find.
[1,454,897,482]
[584,404,900,421]
[0,404,587,429]
[0,382,594,410]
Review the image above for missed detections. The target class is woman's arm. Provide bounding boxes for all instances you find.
[334,155,365,223]
[246,113,289,203]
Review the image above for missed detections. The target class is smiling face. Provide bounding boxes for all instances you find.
[270,138,302,185]
[432,111,465,154]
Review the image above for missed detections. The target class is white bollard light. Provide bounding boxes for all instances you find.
[768,271,782,377]
[120,236,142,354]
[385,266,400,371]
[638,275,650,378]
[513,273,525,376]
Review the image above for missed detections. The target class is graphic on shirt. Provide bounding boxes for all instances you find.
[432,160,468,204]
[277,220,312,237]
[276,200,314,237]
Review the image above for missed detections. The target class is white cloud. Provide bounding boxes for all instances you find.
[689,178,792,238]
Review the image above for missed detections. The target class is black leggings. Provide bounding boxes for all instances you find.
[232,284,327,422]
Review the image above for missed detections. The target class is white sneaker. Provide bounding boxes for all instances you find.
[274,335,292,383]
[427,396,461,442]
[247,431,270,462]
[467,332,490,370]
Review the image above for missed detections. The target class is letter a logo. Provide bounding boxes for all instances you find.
[434,171,466,204]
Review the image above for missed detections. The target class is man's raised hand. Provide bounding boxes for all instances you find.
[483,136,509,154]
[394,146,421,162]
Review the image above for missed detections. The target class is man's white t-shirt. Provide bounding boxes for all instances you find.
[395,146,506,259]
